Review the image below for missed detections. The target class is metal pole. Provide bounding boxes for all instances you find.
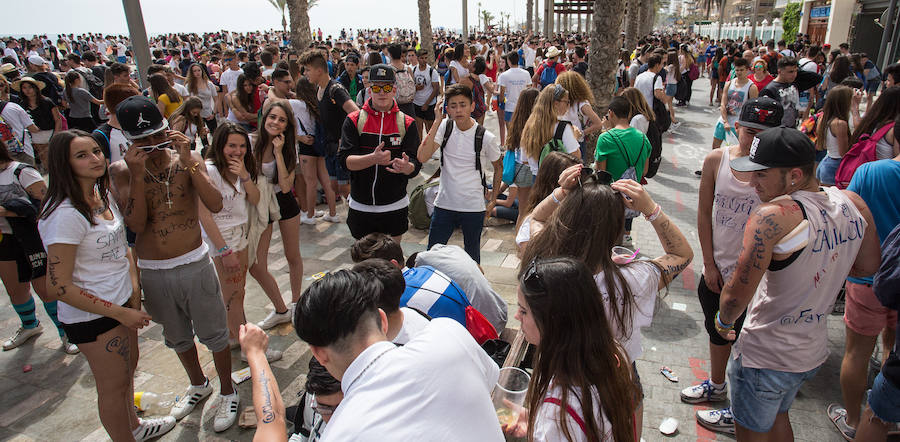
[877,0,898,70]
[463,0,469,40]
[122,0,152,90]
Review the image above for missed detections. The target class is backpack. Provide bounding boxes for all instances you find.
[539,62,560,89]
[835,122,894,189]
[470,77,487,119]
[76,67,104,100]
[0,101,27,154]
[538,121,571,165]
[439,120,487,190]
[394,67,416,104]
[688,62,700,81]
[408,171,441,230]
[609,129,648,219]
[764,52,781,76]
[12,163,42,209]
[644,119,663,179]
[652,72,672,132]
[799,111,822,144]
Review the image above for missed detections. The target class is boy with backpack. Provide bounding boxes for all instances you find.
[417,84,502,264]
[532,46,567,89]
[388,43,417,118]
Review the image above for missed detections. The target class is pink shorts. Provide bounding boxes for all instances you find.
[843,281,898,336]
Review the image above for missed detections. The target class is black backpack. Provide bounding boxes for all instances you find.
[652,71,672,132]
[644,119,663,179]
[439,120,487,189]
[77,68,105,100]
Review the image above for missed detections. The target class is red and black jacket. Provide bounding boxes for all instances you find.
[339,99,421,206]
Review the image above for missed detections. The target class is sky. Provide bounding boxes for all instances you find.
[3,0,529,39]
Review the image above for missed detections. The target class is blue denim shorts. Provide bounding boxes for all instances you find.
[868,370,900,423]
[728,354,820,433]
[665,83,678,97]
[816,156,841,186]
[325,153,349,185]
[504,111,514,122]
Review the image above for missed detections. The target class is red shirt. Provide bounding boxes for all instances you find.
[750,73,774,91]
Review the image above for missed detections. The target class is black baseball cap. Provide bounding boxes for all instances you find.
[736,96,784,130]
[116,95,168,141]
[731,127,816,172]
[369,64,396,83]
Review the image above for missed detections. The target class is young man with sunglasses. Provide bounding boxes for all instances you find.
[109,96,241,432]
[339,63,420,243]
[687,97,782,434]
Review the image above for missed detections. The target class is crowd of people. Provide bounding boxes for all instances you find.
[0,23,899,442]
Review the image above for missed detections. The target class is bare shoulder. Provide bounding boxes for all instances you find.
[701,147,725,176]
[109,160,129,180]
[840,189,871,214]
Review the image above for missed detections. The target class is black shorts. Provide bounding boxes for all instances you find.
[0,233,43,283]
[61,306,126,344]
[698,275,746,345]
[414,103,436,121]
[347,207,409,239]
[275,190,301,220]
[632,361,644,403]
[297,142,321,157]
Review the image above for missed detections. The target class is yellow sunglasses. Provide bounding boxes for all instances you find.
[371,84,394,93]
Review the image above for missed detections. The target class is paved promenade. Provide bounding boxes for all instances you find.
[0,79,891,441]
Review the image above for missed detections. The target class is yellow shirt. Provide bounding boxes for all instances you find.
[158,94,182,118]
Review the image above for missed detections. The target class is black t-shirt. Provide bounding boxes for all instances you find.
[761,81,799,128]
[25,97,56,131]
[573,61,588,77]
[318,79,352,143]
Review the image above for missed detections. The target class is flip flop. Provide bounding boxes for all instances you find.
[660,366,679,382]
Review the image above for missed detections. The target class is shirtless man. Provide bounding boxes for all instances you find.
[109,96,239,432]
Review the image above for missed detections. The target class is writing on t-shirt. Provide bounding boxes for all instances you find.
[97,225,127,262]
[810,204,865,253]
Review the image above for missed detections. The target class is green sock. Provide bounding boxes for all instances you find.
[42,301,65,337]
[13,298,39,330]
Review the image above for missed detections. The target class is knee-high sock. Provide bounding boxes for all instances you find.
[42,301,65,337]
[12,297,39,330]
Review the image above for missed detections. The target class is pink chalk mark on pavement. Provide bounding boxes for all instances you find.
[689,357,719,442]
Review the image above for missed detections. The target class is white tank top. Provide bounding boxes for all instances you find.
[712,148,760,282]
[825,126,841,159]
[734,187,867,373]
[724,80,753,117]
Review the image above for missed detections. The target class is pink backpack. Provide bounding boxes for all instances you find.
[835,122,894,189]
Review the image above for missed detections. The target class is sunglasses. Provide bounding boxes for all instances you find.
[370,84,394,94]
[224,58,233,62]
[522,257,545,293]
[311,396,336,417]
[579,167,612,186]
[141,140,172,152]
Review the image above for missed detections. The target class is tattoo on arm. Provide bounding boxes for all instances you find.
[259,372,276,424]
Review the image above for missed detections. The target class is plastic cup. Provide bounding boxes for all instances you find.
[612,246,639,265]
[492,367,531,426]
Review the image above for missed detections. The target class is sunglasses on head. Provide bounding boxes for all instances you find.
[370,84,394,93]
[522,257,545,293]
[579,167,613,186]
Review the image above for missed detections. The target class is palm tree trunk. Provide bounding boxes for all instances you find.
[418,0,435,63]
[624,0,641,50]
[588,0,626,140]
[288,0,312,53]
[526,0,533,32]
[641,0,655,37]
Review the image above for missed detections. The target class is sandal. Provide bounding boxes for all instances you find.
[826,403,856,441]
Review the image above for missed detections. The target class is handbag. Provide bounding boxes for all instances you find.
[501,149,519,185]
[688,63,700,81]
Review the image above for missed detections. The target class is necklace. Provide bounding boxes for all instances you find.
[144,153,177,209]
[346,345,397,392]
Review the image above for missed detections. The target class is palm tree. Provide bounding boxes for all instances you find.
[481,10,495,31]
[418,0,435,63]
[526,0,533,32]
[588,0,626,155]
[624,0,641,51]
[287,0,312,52]
[266,0,288,35]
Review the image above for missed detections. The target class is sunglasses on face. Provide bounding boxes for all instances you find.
[141,140,172,152]
[370,84,394,94]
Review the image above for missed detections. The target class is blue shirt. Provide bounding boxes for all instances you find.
[846,159,900,284]
[401,266,471,326]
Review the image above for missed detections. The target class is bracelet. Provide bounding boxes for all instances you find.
[715,311,734,333]
[644,204,662,222]
[220,248,234,258]
[239,174,250,183]
[187,161,200,175]
[550,189,562,205]
[217,245,230,255]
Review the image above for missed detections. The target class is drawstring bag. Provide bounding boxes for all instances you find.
[465,305,498,344]
[501,150,518,185]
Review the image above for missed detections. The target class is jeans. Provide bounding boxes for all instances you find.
[493,195,519,221]
[427,207,485,263]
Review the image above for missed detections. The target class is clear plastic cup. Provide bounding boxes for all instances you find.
[492,367,531,426]
[612,246,639,265]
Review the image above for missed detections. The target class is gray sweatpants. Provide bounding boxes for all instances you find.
[140,256,229,353]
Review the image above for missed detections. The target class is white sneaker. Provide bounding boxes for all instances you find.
[257,309,292,330]
[169,379,214,420]
[241,348,284,362]
[133,416,176,442]
[299,212,318,225]
[60,335,80,355]
[322,213,341,223]
[2,325,43,351]
[213,391,240,432]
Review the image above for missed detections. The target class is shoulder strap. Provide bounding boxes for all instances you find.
[395,111,406,140]
[356,108,368,135]
[871,122,895,142]
[542,398,587,435]
[438,120,454,167]
[553,121,570,141]
[0,100,8,114]
[475,124,487,189]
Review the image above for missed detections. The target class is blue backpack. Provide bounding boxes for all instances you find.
[539,62,560,89]
[517,49,525,68]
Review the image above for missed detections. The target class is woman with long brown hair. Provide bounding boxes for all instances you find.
[504,256,636,441]
[292,76,338,224]
[249,100,305,331]
[168,96,208,152]
[520,85,581,174]
[226,74,258,132]
[185,62,219,134]
[515,151,579,255]
[815,86,860,185]
[850,86,900,160]
[620,87,655,135]
[64,71,103,132]
[521,165,694,439]
[12,77,61,170]
[148,73,183,118]
[505,87,540,229]
[39,130,176,441]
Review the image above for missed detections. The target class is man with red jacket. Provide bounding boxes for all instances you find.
[339,64,421,243]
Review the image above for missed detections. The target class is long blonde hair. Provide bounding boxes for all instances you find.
[521,86,567,161]
[816,85,852,151]
[621,87,655,122]
[556,71,594,105]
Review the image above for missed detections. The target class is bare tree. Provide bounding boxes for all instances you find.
[287,0,312,52]
[418,0,435,63]
[588,0,626,156]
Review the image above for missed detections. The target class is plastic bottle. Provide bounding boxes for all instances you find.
[134,391,176,415]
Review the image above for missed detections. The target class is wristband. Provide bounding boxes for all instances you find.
[714,311,734,333]
[644,204,662,222]
[220,248,234,258]
[217,245,230,255]
[239,175,250,183]
[550,189,562,205]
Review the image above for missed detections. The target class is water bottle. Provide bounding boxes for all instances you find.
[134,391,176,415]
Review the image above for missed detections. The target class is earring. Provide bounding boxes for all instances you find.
[791,181,795,186]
